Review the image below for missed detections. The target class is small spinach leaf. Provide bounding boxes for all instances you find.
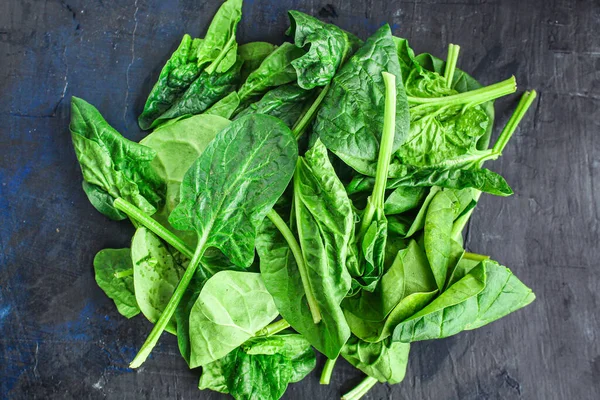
[189,271,278,367]
[341,336,410,384]
[93,248,139,318]
[203,91,241,119]
[238,41,277,81]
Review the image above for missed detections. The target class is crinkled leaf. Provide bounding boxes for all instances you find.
[341,336,410,384]
[315,24,410,176]
[70,97,165,219]
[93,248,139,318]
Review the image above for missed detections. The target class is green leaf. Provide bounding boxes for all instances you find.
[343,240,437,342]
[150,60,242,128]
[189,271,278,367]
[195,0,243,74]
[203,92,241,119]
[138,35,203,130]
[315,24,410,177]
[175,269,207,365]
[238,42,305,101]
[424,189,465,290]
[140,114,230,231]
[235,84,313,128]
[169,114,298,268]
[199,334,316,399]
[93,248,139,318]
[384,186,427,215]
[238,41,277,82]
[256,142,353,359]
[286,10,357,89]
[70,97,165,219]
[341,336,410,384]
[131,227,184,335]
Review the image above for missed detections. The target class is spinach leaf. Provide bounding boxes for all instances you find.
[129,114,298,368]
[140,114,230,230]
[189,271,278,367]
[238,41,277,81]
[131,227,184,335]
[341,336,410,384]
[70,97,165,219]
[203,91,240,119]
[424,189,465,290]
[315,24,410,177]
[238,42,305,101]
[138,35,203,130]
[286,10,358,89]
[175,270,205,365]
[149,60,242,127]
[235,83,313,127]
[344,240,437,342]
[393,260,534,342]
[199,333,315,399]
[93,248,139,318]
[384,186,427,215]
[196,0,243,74]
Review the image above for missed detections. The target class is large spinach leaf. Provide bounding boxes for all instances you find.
[392,260,534,342]
[70,97,165,219]
[93,248,139,318]
[315,24,410,177]
[195,0,243,74]
[286,10,358,89]
[199,334,316,399]
[131,227,184,335]
[189,271,278,367]
[129,114,297,368]
[341,336,410,384]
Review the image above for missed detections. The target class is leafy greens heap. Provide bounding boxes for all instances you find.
[69,2,537,399]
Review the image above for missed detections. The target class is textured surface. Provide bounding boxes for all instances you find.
[0,0,598,399]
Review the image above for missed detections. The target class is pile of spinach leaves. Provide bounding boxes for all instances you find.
[70,1,537,399]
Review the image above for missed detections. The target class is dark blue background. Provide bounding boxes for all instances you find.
[1,0,599,399]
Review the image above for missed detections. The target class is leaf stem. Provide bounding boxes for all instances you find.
[408,76,516,107]
[114,268,134,279]
[463,252,490,262]
[129,232,209,368]
[451,90,538,241]
[320,357,337,385]
[292,83,331,140]
[113,198,194,259]
[256,319,291,336]
[341,376,379,400]
[266,209,322,324]
[492,90,537,154]
[444,43,460,87]
[358,71,397,239]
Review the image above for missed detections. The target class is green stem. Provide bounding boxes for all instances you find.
[408,76,516,107]
[114,268,134,279]
[493,90,537,154]
[129,232,209,368]
[444,43,460,87]
[266,208,322,324]
[358,71,397,239]
[320,357,337,385]
[113,198,194,259]
[463,252,490,262]
[256,319,291,336]
[292,83,331,140]
[451,90,537,241]
[341,376,379,400]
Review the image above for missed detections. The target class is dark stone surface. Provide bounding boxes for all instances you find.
[1,0,599,399]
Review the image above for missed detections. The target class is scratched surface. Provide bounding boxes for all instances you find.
[1,0,599,399]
